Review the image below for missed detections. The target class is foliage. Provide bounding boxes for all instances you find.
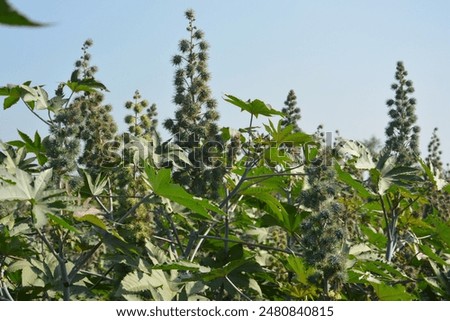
[1,10,449,303]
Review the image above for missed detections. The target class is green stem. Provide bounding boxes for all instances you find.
[36,229,70,300]
[25,103,52,127]
[161,207,184,256]
[225,276,252,301]
[379,194,395,262]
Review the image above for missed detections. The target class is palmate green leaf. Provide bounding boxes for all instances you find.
[285,256,314,285]
[144,164,225,219]
[369,154,421,195]
[264,119,314,146]
[0,168,33,200]
[282,203,306,233]
[0,82,50,110]
[264,146,291,167]
[224,94,283,118]
[371,282,416,300]
[83,170,108,196]
[335,139,375,170]
[121,271,159,293]
[264,119,290,143]
[0,85,21,109]
[335,162,373,198]
[303,143,319,164]
[20,84,49,110]
[236,166,285,193]
[0,142,38,172]
[33,168,53,196]
[260,203,308,234]
[65,78,109,93]
[0,167,72,228]
[241,187,288,224]
[121,269,177,301]
[0,0,46,27]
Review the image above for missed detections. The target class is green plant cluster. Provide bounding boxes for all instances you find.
[0,10,449,302]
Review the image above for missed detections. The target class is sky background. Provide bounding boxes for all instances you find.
[1,0,449,163]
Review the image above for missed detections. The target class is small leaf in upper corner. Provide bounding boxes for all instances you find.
[0,0,47,27]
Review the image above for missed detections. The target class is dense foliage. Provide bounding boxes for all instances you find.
[0,10,449,301]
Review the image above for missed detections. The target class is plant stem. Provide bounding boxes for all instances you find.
[69,194,153,282]
[36,229,71,300]
[225,276,252,301]
[25,103,52,127]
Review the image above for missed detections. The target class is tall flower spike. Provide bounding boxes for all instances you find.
[163,9,223,200]
[281,89,301,132]
[383,61,420,166]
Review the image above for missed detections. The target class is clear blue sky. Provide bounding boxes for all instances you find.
[1,0,450,163]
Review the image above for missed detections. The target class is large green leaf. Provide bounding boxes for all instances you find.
[83,170,108,196]
[241,187,288,224]
[0,167,69,227]
[20,84,49,110]
[335,139,375,170]
[224,94,283,118]
[285,256,314,284]
[75,214,107,231]
[370,154,421,195]
[66,78,109,93]
[0,0,46,27]
[121,269,177,300]
[144,164,225,219]
[121,271,159,292]
[263,119,314,146]
[371,282,416,300]
[335,162,373,198]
